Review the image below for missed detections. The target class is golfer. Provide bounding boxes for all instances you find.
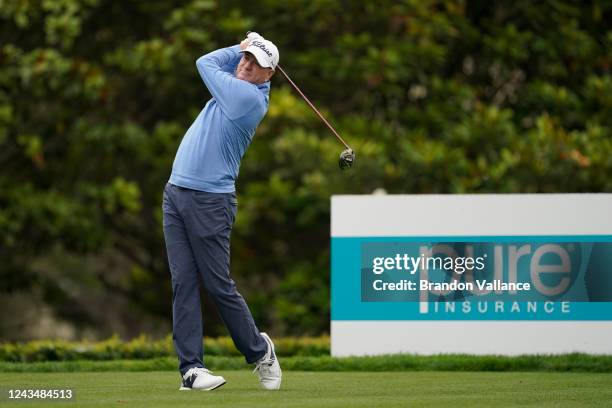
[162,33,281,391]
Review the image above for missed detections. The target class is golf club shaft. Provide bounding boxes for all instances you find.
[276,65,351,150]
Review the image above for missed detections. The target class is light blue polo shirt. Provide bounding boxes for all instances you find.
[169,45,270,193]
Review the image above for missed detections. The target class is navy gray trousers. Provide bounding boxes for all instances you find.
[162,183,267,375]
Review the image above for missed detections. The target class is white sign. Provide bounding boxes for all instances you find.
[331,194,612,356]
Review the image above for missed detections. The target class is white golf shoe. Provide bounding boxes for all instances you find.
[253,332,282,390]
[179,367,226,391]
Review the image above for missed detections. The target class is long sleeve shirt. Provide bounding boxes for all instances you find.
[169,45,271,193]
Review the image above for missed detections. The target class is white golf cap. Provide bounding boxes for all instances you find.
[241,39,279,70]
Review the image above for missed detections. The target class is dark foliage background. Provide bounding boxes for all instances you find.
[1,0,611,340]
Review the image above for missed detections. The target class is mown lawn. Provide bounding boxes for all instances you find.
[1,370,611,407]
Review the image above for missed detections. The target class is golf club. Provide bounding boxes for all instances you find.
[246,32,355,170]
[275,65,355,170]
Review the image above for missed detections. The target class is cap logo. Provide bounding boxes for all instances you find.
[251,40,273,57]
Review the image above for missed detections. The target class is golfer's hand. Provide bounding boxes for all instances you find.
[247,31,263,41]
[240,31,263,50]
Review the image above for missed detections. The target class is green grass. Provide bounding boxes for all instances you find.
[1,370,611,407]
[1,353,612,373]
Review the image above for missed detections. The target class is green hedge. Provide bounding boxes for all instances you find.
[2,353,612,373]
[0,335,330,362]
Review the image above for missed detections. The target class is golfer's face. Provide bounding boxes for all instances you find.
[236,52,273,84]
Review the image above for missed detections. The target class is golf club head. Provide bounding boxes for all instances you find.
[339,148,355,170]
